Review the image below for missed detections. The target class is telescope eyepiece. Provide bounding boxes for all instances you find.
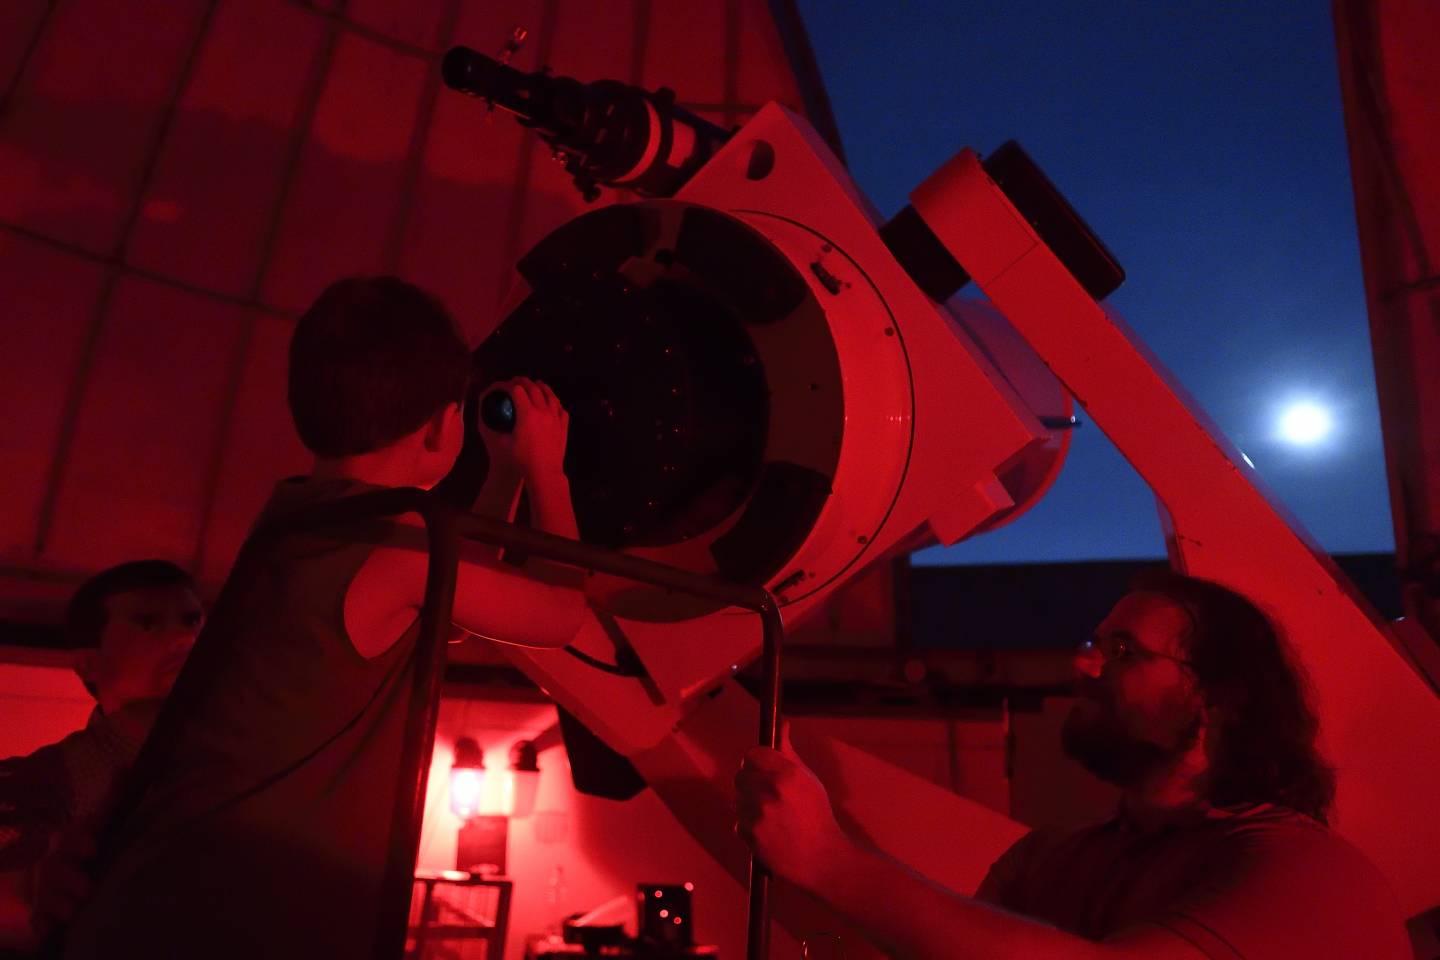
[479,389,517,434]
[440,45,731,201]
[441,45,568,128]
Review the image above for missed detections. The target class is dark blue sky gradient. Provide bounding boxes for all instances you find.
[795,1,1394,564]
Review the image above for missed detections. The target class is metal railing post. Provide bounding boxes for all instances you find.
[746,601,785,960]
[374,503,460,960]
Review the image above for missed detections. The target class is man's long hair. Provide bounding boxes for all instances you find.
[1133,570,1336,823]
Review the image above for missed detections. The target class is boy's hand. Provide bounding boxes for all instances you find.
[489,378,569,483]
[30,823,96,934]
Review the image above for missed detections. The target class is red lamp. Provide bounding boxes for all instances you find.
[449,737,486,820]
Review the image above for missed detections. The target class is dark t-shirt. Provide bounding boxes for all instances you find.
[63,479,422,959]
[1,706,158,878]
[976,803,1410,959]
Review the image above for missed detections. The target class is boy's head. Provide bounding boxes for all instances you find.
[68,560,204,713]
[289,276,472,483]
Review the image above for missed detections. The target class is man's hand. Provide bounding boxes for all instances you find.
[734,747,854,893]
[493,377,569,484]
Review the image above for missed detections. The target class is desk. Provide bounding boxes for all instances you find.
[408,872,513,959]
[524,935,719,959]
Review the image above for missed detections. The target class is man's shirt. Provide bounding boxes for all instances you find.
[976,803,1410,959]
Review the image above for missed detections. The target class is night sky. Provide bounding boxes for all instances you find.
[794,1,1394,565]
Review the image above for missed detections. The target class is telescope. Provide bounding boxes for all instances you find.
[442,45,732,201]
[436,47,1125,960]
[439,47,1119,629]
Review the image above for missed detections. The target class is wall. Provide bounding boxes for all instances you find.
[0,658,93,760]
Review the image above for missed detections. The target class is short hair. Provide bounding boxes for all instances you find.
[1132,570,1336,823]
[65,560,197,650]
[288,276,472,457]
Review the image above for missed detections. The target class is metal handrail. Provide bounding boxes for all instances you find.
[275,488,784,960]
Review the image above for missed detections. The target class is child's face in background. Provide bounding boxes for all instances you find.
[81,585,205,712]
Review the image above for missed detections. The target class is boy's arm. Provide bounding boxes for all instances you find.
[451,377,586,642]
[506,378,577,543]
[498,378,583,588]
[346,544,587,657]
[345,378,588,657]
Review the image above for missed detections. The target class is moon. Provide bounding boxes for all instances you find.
[1277,401,1333,446]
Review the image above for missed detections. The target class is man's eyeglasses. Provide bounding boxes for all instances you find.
[1079,633,1193,668]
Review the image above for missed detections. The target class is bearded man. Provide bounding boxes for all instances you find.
[734,572,1410,959]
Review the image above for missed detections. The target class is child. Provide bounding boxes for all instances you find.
[0,560,202,950]
[62,277,587,958]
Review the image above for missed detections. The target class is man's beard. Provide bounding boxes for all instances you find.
[1061,690,1202,789]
